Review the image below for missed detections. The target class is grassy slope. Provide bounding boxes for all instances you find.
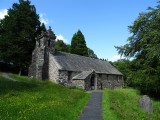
[103,88,160,120]
[0,74,90,120]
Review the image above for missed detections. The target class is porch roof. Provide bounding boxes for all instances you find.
[72,71,93,80]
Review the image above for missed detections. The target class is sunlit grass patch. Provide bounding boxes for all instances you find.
[0,74,90,120]
[103,88,160,120]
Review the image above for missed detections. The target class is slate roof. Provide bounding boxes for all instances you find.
[52,51,122,75]
[72,71,93,80]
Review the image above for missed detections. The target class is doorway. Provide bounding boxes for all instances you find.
[90,75,95,90]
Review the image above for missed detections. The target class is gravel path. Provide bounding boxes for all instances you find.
[1,73,16,82]
[78,91,103,120]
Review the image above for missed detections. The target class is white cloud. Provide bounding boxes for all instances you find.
[39,13,48,25]
[108,55,124,62]
[56,34,68,43]
[0,9,8,19]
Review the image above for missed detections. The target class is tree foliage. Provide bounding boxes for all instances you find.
[70,30,88,56]
[88,48,98,59]
[55,31,98,59]
[54,40,70,53]
[115,3,160,98]
[113,59,139,86]
[0,0,41,74]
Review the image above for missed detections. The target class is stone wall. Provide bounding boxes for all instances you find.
[72,80,85,89]
[42,48,49,80]
[69,72,124,90]
[48,53,59,83]
[96,74,105,89]
[28,27,56,81]
[97,74,124,89]
[28,46,45,80]
[28,48,38,78]
[107,75,124,88]
[116,75,124,87]
[84,74,93,90]
[59,70,68,83]
[37,47,45,80]
[72,72,124,90]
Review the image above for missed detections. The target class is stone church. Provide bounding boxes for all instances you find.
[29,27,124,90]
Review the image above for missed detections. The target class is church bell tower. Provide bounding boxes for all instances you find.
[28,27,56,80]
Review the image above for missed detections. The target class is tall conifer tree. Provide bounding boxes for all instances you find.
[0,0,41,74]
[70,30,88,56]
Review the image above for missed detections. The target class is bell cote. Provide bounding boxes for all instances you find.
[36,26,56,49]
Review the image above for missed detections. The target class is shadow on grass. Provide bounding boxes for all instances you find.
[0,76,38,95]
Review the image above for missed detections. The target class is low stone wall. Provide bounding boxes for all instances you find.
[72,80,84,89]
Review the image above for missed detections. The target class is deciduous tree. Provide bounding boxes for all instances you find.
[115,2,160,97]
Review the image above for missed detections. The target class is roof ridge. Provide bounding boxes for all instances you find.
[56,51,109,62]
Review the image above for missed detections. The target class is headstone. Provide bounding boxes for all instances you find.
[139,95,153,112]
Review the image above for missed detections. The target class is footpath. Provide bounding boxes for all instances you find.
[78,91,103,120]
[1,73,16,82]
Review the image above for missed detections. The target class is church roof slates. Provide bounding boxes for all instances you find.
[52,51,123,75]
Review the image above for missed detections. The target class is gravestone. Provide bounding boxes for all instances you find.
[139,95,153,113]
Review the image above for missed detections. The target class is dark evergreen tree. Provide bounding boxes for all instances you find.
[70,30,88,56]
[40,23,47,32]
[88,48,98,59]
[36,23,46,36]
[0,0,41,75]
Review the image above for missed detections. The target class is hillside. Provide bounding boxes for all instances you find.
[1,73,160,120]
[0,73,90,120]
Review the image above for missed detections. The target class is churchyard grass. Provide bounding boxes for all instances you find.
[0,74,90,120]
[103,88,160,120]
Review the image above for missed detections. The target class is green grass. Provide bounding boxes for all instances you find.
[103,88,160,120]
[0,74,90,120]
[9,73,35,82]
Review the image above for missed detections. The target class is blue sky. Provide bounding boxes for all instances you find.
[0,0,158,61]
